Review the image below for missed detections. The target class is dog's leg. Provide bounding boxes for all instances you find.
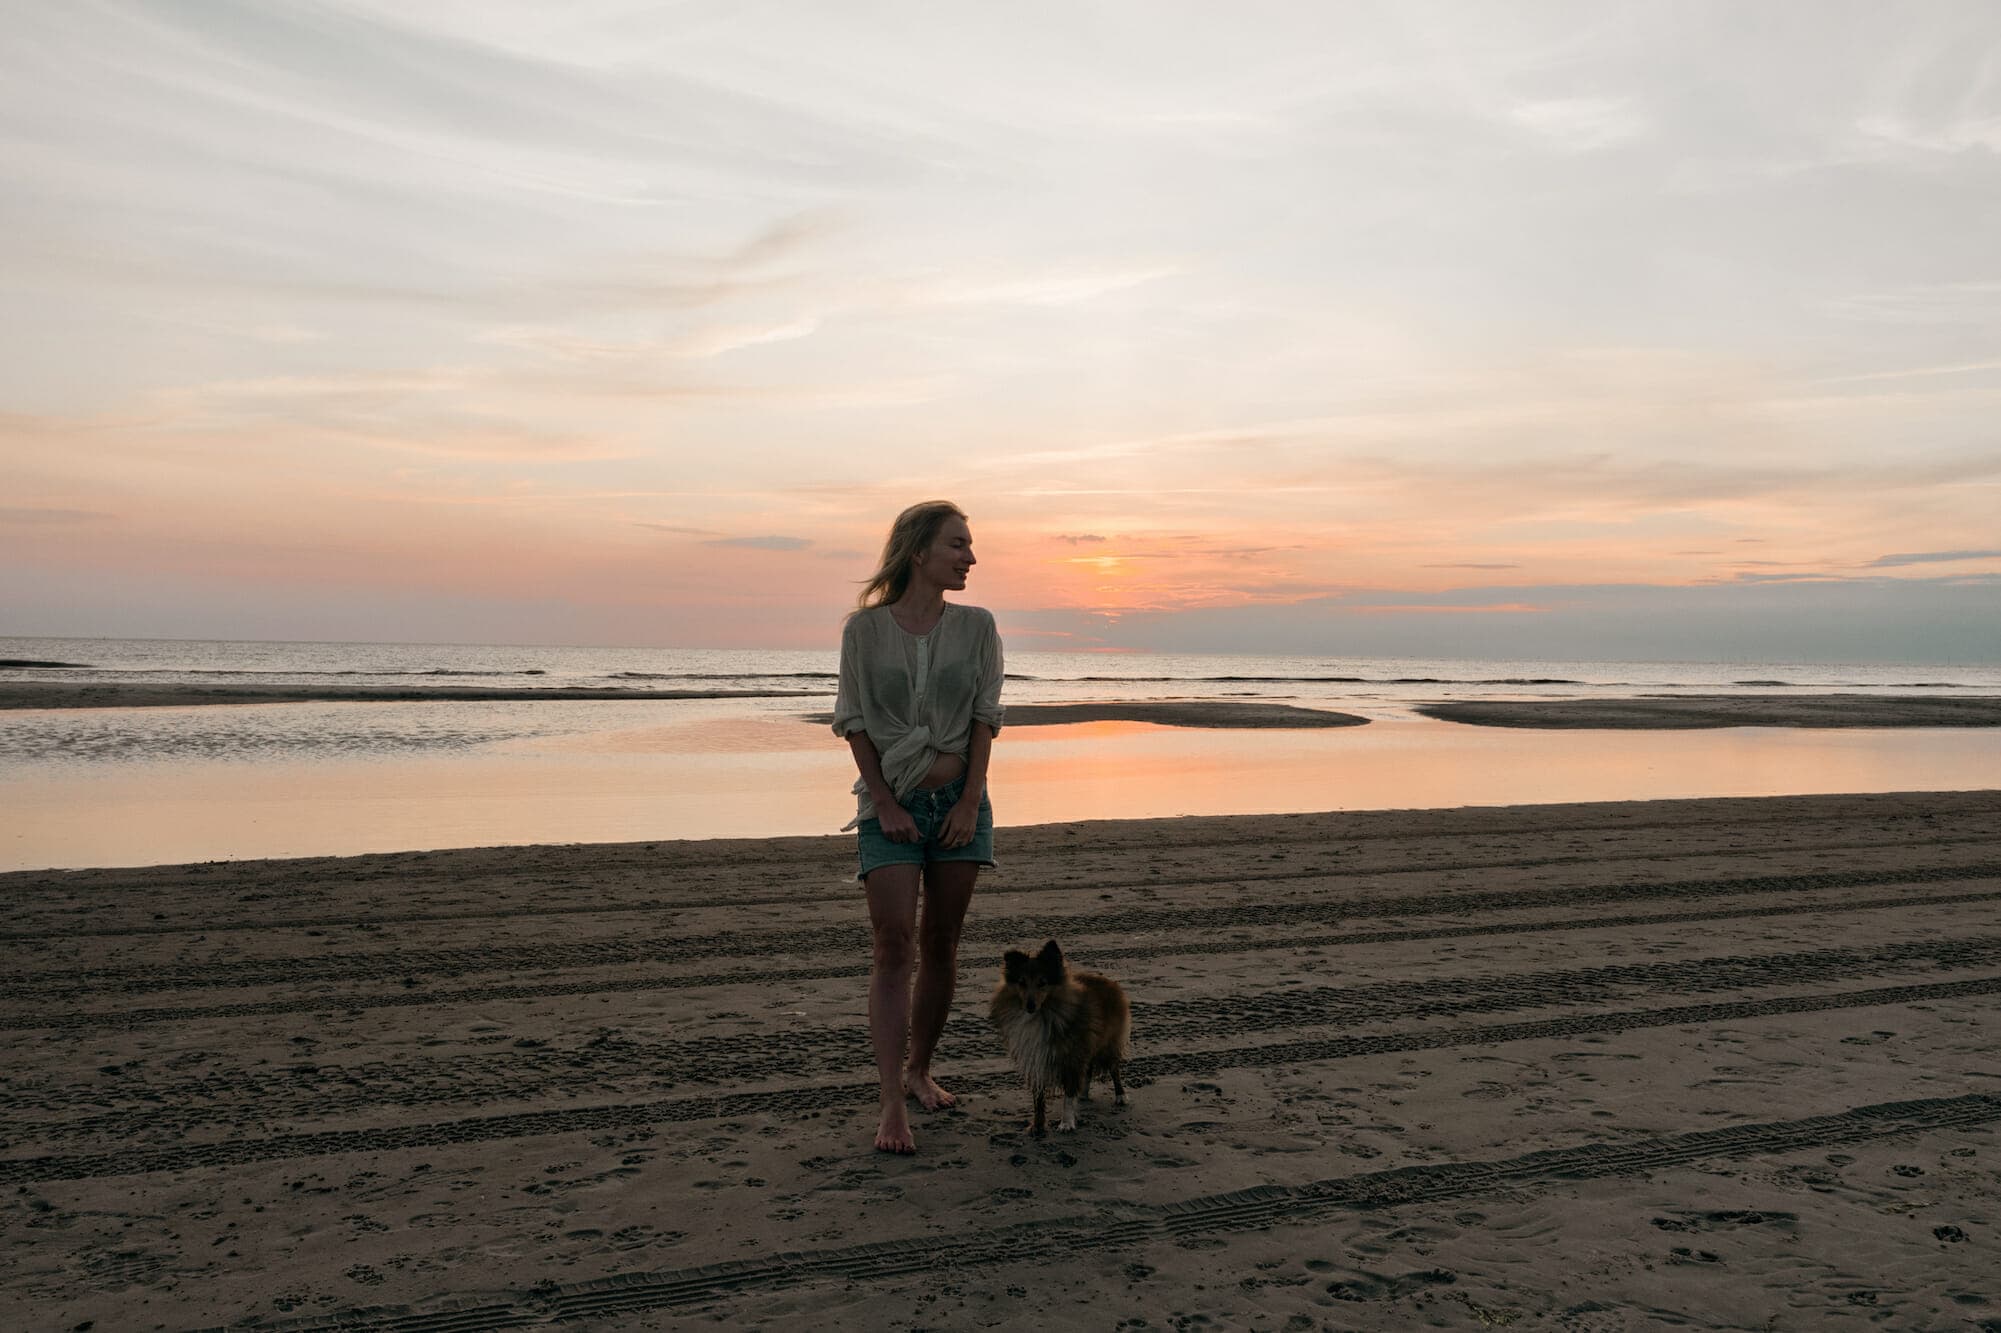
[1058,1073,1081,1131]
[1111,1062,1126,1107]
[1031,1089,1046,1138]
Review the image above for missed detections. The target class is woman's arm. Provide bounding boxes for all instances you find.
[942,611,1003,849]
[940,722,995,849]
[848,730,920,843]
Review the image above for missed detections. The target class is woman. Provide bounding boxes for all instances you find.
[831,501,1003,1154]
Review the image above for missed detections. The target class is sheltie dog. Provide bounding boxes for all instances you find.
[988,939,1131,1135]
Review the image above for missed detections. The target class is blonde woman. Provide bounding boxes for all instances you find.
[832,501,1003,1154]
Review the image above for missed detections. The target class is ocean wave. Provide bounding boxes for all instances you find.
[1734,679,1965,689]
[58,667,556,678]
[0,659,91,669]
[610,670,839,681]
[1053,673,1592,686]
[415,669,547,677]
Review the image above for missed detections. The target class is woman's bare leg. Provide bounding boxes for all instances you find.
[865,865,923,1153]
[906,861,977,1110]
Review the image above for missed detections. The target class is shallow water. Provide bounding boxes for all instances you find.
[5,709,1998,871]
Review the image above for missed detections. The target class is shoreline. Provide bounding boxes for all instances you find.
[4,788,1998,1329]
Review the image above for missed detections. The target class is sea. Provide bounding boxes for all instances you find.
[5,636,2000,871]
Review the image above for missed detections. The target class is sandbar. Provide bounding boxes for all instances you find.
[1417,693,2001,728]
[808,700,1369,729]
[3,788,1998,1328]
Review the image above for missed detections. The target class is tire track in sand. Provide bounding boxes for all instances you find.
[6,974,1999,1186]
[8,860,1999,1002]
[10,931,2001,1137]
[192,1090,2001,1330]
[6,882,1999,1034]
[10,830,1994,941]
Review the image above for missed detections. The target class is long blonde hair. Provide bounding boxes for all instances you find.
[857,500,967,609]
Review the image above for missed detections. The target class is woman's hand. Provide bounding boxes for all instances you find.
[874,802,920,844]
[939,797,981,849]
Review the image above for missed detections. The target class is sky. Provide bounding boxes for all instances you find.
[2,0,1998,661]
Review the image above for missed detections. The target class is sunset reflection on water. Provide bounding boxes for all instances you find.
[4,716,1998,871]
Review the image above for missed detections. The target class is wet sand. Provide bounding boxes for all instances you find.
[4,789,2000,1328]
[1418,694,2001,728]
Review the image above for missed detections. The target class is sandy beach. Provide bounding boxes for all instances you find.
[5,789,2000,1329]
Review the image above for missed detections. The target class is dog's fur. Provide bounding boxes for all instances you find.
[988,939,1131,1135]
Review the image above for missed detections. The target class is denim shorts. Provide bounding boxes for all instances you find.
[855,776,995,882]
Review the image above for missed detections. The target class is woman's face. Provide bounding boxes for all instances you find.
[912,516,975,592]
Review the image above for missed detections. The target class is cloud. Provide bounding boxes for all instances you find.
[1422,562,1520,569]
[674,315,823,359]
[1715,571,1849,584]
[1869,549,2001,567]
[1349,602,1547,615]
[1854,113,2001,156]
[1507,97,1647,152]
[634,522,722,537]
[703,535,812,551]
[1823,281,2001,326]
[0,507,117,524]
[1056,534,1108,544]
[914,264,1179,308]
[1025,573,2001,663]
[1810,359,2001,385]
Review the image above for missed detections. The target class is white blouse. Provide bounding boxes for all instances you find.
[832,603,1005,828]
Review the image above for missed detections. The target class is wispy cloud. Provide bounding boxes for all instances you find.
[1507,97,1646,152]
[1869,549,2001,567]
[674,316,823,359]
[0,507,117,524]
[1349,602,1548,615]
[634,522,722,537]
[1823,280,2001,326]
[1809,359,2001,385]
[913,264,1179,308]
[1855,114,2001,156]
[704,535,812,551]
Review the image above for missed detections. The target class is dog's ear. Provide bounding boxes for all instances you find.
[1037,939,1064,969]
[1002,950,1029,981]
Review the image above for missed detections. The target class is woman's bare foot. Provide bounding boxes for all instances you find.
[875,1101,916,1154]
[904,1068,956,1111]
